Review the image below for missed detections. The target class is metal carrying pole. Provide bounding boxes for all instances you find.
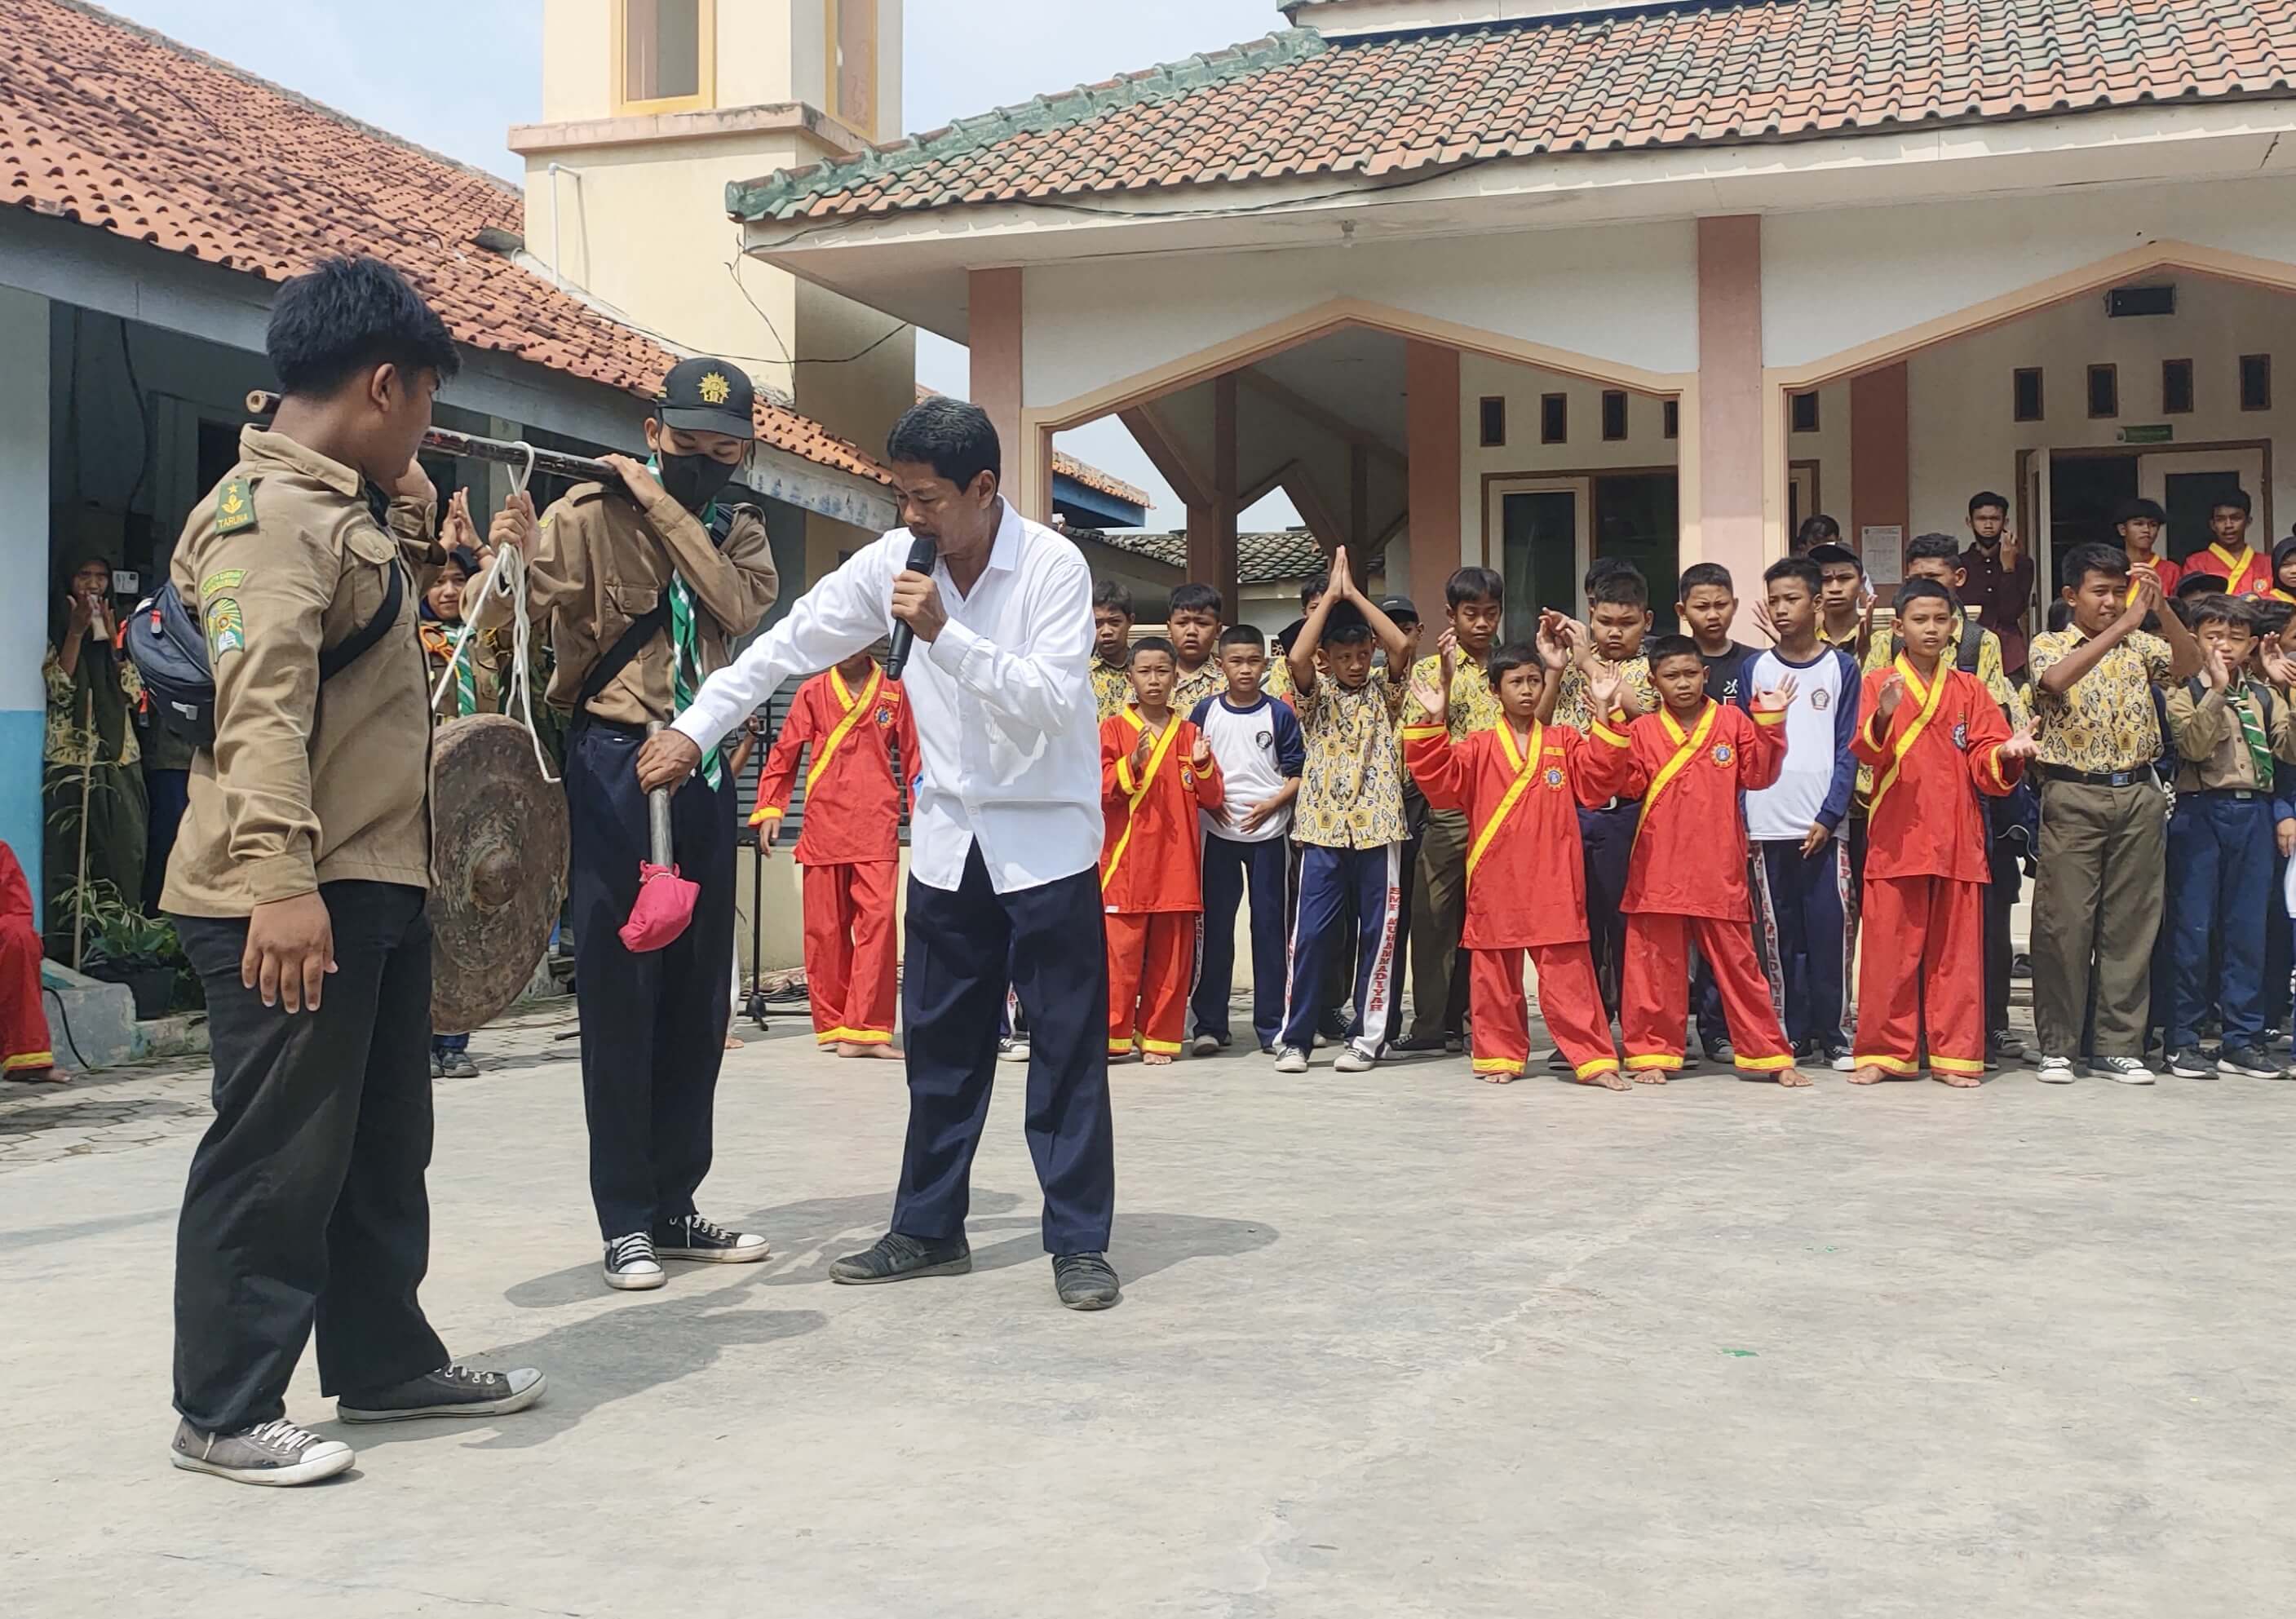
[244,391,629,492]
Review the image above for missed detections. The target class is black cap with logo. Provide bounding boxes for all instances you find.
[655,356,756,436]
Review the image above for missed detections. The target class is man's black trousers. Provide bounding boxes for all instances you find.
[172,881,448,1435]
[896,845,1115,1254]
[566,720,737,1240]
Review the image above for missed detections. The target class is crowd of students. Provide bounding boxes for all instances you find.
[763,481,2296,1090]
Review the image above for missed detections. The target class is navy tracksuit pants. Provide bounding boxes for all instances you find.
[1750,837,1851,1051]
[1193,833,1290,1050]
[1279,843,1403,1058]
[2166,792,2273,1051]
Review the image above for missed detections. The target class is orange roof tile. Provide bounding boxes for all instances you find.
[734,0,2296,224]
[0,0,887,484]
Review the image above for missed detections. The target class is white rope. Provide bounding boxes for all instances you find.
[430,443,556,782]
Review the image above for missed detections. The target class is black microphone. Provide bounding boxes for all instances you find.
[887,533,938,679]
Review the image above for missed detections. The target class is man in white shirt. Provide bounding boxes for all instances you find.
[635,398,1119,1311]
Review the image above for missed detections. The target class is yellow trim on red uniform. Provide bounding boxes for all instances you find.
[1753,706,1785,726]
[1590,718,1631,748]
[1108,1038,1139,1055]
[1574,1057,1622,1079]
[1465,720,1542,880]
[2209,543,2267,597]
[2,1051,54,1070]
[1398,724,1447,741]
[1139,1037,1183,1055]
[1626,1053,1683,1071]
[748,804,786,826]
[1930,1055,1987,1076]
[1852,1053,1922,1074]
[1734,1052,1794,1072]
[806,665,883,794]
[1102,711,1183,891]
[1868,655,1951,816]
[1472,1055,1527,1075]
[1633,700,1716,849]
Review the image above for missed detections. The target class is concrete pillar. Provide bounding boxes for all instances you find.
[1696,216,1767,609]
[968,268,1047,521]
[1404,341,1461,600]
[0,286,49,911]
[1850,362,1909,577]
[1188,373,1240,619]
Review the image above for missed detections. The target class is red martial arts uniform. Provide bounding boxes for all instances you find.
[1848,657,2023,1077]
[1404,719,1619,1080]
[753,664,917,1047]
[1101,709,1223,1056]
[1583,699,1795,1073]
[0,843,51,1079]
[2181,542,2276,599]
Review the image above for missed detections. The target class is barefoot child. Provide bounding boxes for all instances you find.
[1847,581,2037,1086]
[1581,637,1810,1085]
[1102,638,1223,1064]
[1403,625,1626,1087]
[752,650,918,1058]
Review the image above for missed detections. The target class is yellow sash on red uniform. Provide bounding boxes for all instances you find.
[2206,543,2268,598]
[1634,701,1717,848]
[1868,654,1951,815]
[1102,710,1183,891]
[1465,721,1543,879]
[806,666,884,793]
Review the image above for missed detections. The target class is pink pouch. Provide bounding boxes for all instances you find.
[617,861,699,952]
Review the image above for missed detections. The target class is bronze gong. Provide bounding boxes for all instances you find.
[430,715,569,1034]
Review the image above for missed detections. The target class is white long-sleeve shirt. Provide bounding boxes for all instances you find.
[670,499,1099,894]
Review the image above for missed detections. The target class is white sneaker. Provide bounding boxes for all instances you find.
[2036,1055,2077,1084]
[2097,1056,2156,1085]
[603,1232,666,1290]
[998,1037,1029,1064]
[1272,1046,1308,1074]
[1334,1043,1378,1073]
[1191,1033,1223,1057]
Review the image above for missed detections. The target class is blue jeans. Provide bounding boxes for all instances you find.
[2166,792,2272,1051]
[1193,834,1290,1049]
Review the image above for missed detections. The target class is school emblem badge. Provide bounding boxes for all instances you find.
[1811,688,1831,712]
[698,370,732,406]
[1544,765,1565,789]
[1180,767,1195,789]
[1712,742,1735,765]
[205,596,244,657]
[1953,720,1968,748]
[876,706,894,728]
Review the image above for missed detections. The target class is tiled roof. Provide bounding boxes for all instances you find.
[733,0,2296,223]
[0,0,885,482]
[912,387,1149,506]
[1082,528,1378,588]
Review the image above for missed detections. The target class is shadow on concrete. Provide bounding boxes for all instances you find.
[322,1279,829,1454]
[0,1203,175,1252]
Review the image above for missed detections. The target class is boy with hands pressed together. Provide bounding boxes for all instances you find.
[1847,580,2038,1087]
[1403,623,1626,1087]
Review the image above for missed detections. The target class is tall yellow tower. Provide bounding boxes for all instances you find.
[511,0,913,461]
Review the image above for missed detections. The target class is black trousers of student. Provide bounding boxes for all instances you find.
[1983,803,2023,1039]
[172,882,447,1435]
[566,720,736,1241]
[1193,833,1290,1050]
[1750,838,1850,1050]
[896,846,1115,1254]
[1578,801,1639,1020]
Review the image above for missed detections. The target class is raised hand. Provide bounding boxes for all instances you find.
[2128,564,2165,618]
[2203,643,2233,692]
[2000,721,2041,761]
[1534,613,1569,672]
[2261,640,2296,688]
[1589,662,1624,719]
[1876,672,1906,722]
[1750,596,1780,645]
[1435,627,1460,685]
[1999,527,2024,572]
[1752,674,1800,714]
[1857,582,1880,622]
[1408,669,1449,725]
[1130,723,1156,775]
[1191,735,1214,772]
[1329,546,1355,602]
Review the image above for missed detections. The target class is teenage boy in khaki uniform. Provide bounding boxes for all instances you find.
[164,257,544,1489]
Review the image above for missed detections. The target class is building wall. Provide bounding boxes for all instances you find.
[0,286,48,900]
[540,0,894,123]
[1762,175,2296,373]
[1907,274,2296,546]
[1020,220,1700,415]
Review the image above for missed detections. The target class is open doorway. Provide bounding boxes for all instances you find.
[2025,444,2272,589]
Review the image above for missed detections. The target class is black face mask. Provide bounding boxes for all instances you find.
[656,451,739,515]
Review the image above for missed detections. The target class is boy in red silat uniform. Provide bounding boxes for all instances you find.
[1847,578,2038,1086]
[752,649,918,1059]
[1101,637,1223,1064]
[1403,621,1627,1088]
[1582,635,1810,1086]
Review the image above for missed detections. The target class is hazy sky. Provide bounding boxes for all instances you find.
[96,0,1304,531]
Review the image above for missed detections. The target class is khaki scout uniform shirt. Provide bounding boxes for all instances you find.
[2165,679,2296,794]
[504,480,778,728]
[161,428,440,916]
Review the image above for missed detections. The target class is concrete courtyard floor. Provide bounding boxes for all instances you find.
[8,1004,2296,1617]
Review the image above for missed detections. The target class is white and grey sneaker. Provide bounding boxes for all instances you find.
[653,1213,770,1263]
[2219,1045,2287,1080]
[1333,1042,1378,1073]
[604,1231,666,1290]
[1272,1046,1308,1074]
[2165,1048,2216,1080]
[2097,1056,2156,1085]
[338,1364,546,1423]
[1191,1033,1223,1057]
[2035,1055,2077,1084]
[170,1417,352,1487]
[998,1037,1029,1064]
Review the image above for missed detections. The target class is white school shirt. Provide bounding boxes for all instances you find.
[670,500,1099,894]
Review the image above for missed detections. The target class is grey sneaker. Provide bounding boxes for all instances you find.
[1191,1033,1224,1057]
[2219,1045,2287,1080]
[445,1052,479,1079]
[1334,1042,1378,1073]
[829,1231,972,1285]
[170,1417,353,1487]
[338,1364,546,1423]
[2036,1055,2077,1084]
[1272,1046,1308,1074]
[2165,1047,2215,1080]
[2097,1055,2156,1085]
[1052,1251,1121,1311]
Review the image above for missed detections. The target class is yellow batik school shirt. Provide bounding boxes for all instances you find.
[1551,655,1658,734]
[1292,671,1409,848]
[1401,652,1502,739]
[1090,660,1131,723]
[2026,626,2173,774]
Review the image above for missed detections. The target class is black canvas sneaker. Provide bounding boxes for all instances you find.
[653,1214,770,1263]
[829,1232,972,1284]
[170,1418,353,1487]
[604,1231,666,1290]
[338,1364,546,1423]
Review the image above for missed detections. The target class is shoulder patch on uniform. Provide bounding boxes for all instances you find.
[200,568,246,596]
[205,596,245,658]
[215,476,256,534]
